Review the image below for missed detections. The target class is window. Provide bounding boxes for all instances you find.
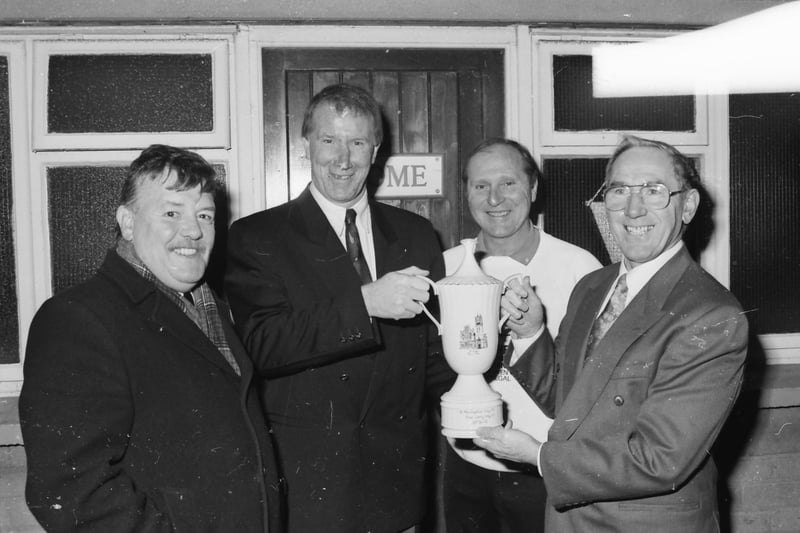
[729,92,800,362]
[40,155,230,296]
[32,39,231,151]
[0,32,237,395]
[531,29,797,364]
[532,32,715,264]
[0,40,28,390]
[0,52,18,366]
[535,38,708,148]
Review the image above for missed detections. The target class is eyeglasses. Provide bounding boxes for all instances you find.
[586,183,685,211]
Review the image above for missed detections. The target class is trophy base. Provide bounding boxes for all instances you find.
[440,394,503,438]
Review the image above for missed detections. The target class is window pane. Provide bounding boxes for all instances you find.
[47,166,126,294]
[0,56,19,364]
[541,158,612,265]
[47,164,228,295]
[729,92,800,334]
[48,54,213,133]
[552,55,695,132]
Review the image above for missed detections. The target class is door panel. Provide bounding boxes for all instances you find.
[262,48,504,249]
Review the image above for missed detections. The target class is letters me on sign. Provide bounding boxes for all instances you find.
[374,154,444,198]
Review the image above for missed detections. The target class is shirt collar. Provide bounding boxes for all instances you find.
[309,183,370,239]
[619,240,684,303]
[475,221,540,265]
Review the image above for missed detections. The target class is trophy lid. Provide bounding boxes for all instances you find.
[439,239,503,286]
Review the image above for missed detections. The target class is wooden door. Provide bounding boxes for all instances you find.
[262,48,504,249]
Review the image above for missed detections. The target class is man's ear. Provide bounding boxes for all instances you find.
[116,205,135,241]
[371,144,380,164]
[682,188,700,225]
[530,180,539,203]
[301,136,310,161]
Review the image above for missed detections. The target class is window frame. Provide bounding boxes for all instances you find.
[0,40,30,393]
[531,28,798,365]
[0,28,240,397]
[535,36,709,148]
[32,37,232,151]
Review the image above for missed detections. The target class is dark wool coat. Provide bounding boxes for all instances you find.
[20,250,284,532]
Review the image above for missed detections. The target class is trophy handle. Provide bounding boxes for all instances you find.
[499,273,532,332]
[416,275,442,335]
[498,312,510,331]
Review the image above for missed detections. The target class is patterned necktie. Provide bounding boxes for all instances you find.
[345,209,372,285]
[585,274,628,363]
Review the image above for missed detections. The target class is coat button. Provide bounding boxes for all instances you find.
[399,415,406,421]
[407,366,417,374]
[339,373,350,381]
[613,395,624,406]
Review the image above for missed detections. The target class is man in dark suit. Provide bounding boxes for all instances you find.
[225,84,451,533]
[20,145,283,532]
[473,135,748,532]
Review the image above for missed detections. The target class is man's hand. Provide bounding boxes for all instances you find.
[501,275,545,339]
[472,421,541,466]
[362,266,432,320]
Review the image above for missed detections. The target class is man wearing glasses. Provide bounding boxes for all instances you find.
[474,135,748,532]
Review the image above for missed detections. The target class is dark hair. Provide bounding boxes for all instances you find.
[300,84,383,145]
[116,145,219,236]
[463,137,541,186]
[605,135,701,190]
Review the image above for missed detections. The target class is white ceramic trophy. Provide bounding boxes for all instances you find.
[419,238,507,438]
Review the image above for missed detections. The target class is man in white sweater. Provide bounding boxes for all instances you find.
[442,138,600,533]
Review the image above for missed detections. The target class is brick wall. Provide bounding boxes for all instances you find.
[722,405,800,532]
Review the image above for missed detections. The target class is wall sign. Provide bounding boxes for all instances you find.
[375,153,443,198]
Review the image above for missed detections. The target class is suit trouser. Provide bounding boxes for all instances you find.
[442,445,546,533]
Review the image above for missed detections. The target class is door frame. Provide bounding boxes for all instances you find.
[235,25,528,216]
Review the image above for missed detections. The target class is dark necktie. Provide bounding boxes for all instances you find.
[345,209,372,285]
[585,274,628,364]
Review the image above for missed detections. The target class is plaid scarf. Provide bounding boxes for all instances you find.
[116,240,241,376]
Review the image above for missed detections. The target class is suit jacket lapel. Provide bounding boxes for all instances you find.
[551,249,692,441]
[292,189,368,295]
[559,270,616,399]
[101,251,243,378]
[369,200,402,278]
[149,294,243,378]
